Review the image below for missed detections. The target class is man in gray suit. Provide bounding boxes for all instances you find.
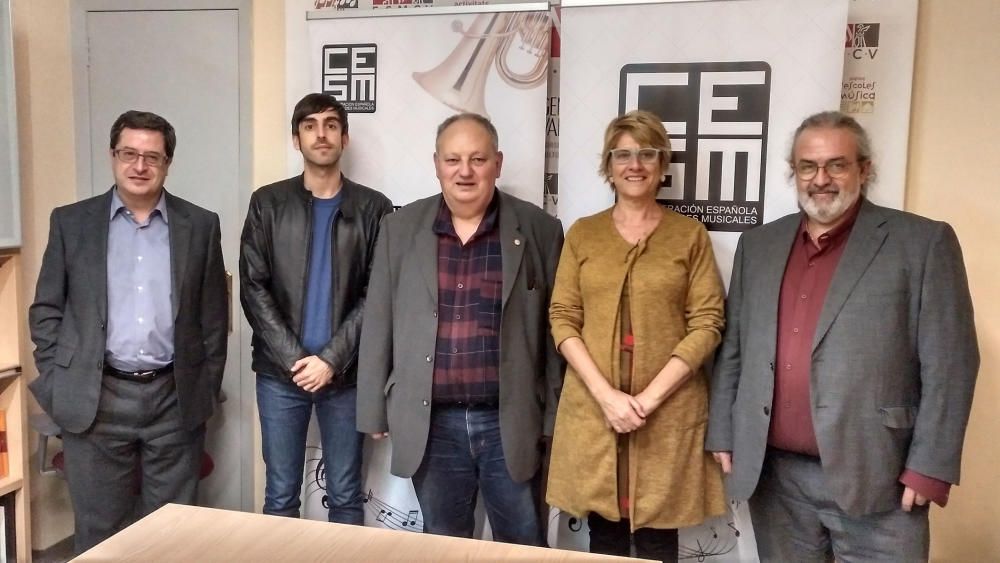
[29,111,227,553]
[357,113,564,545]
[706,111,979,562]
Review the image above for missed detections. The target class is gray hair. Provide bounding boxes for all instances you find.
[788,111,876,192]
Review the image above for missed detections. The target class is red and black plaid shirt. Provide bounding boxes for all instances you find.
[431,195,503,404]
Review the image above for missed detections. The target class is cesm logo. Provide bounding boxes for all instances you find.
[321,43,376,113]
[845,23,880,60]
[619,62,771,232]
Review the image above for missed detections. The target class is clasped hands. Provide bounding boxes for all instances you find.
[597,387,662,433]
[291,355,334,392]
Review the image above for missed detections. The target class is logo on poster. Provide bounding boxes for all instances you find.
[841,77,877,114]
[313,0,359,9]
[321,43,376,113]
[619,62,771,232]
[845,23,879,60]
[373,0,433,8]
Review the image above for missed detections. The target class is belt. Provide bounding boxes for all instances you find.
[435,400,499,409]
[103,362,174,383]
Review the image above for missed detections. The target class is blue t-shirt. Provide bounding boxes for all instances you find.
[301,192,342,354]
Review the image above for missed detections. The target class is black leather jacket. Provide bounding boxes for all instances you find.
[239,174,393,386]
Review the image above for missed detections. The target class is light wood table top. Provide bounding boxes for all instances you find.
[74,504,652,562]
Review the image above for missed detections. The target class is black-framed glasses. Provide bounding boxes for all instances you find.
[113,148,168,167]
[609,148,662,165]
[793,159,856,180]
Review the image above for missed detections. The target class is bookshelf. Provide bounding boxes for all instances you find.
[0,252,30,561]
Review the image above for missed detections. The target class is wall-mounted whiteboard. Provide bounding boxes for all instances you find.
[0,0,20,249]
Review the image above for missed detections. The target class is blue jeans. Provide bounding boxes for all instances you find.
[411,405,542,545]
[256,374,364,524]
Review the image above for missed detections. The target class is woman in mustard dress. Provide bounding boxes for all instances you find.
[547,111,727,562]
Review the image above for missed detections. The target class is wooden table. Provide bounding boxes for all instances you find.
[75,504,652,562]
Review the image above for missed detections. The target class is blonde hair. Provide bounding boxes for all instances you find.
[599,110,671,186]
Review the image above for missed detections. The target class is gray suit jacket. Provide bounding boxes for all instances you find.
[356,190,565,482]
[29,188,228,434]
[706,199,979,515]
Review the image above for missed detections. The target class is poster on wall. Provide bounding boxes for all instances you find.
[842,0,917,209]
[543,8,560,215]
[286,0,925,557]
[555,0,848,559]
[301,4,550,535]
[557,0,847,285]
[303,5,550,207]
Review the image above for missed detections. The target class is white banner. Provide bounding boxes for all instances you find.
[557,0,848,287]
[287,1,922,558]
[555,0,848,559]
[842,0,918,209]
[543,9,561,215]
[299,5,549,534]
[303,7,550,206]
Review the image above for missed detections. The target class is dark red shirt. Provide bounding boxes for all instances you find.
[770,199,950,505]
[769,201,860,455]
[431,196,503,404]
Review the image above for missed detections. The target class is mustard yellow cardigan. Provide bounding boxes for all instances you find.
[547,207,727,530]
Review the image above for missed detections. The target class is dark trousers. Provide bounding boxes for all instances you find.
[588,513,679,562]
[62,373,204,554]
[256,374,364,523]
[411,405,542,546]
[750,448,930,563]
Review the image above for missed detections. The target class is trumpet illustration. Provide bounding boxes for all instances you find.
[413,13,551,117]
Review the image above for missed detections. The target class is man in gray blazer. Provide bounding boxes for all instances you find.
[29,111,227,553]
[706,111,979,562]
[357,113,564,545]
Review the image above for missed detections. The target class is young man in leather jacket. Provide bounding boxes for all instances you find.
[239,93,393,522]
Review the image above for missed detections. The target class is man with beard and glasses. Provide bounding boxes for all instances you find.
[240,93,393,523]
[706,111,979,562]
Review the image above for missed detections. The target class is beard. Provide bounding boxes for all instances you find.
[797,185,861,225]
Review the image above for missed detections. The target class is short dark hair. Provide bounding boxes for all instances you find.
[109,110,177,159]
[291,93,349,136]
[435,113,499,152]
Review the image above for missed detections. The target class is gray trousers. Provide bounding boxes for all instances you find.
[749,449,929,563]
[62,372,205,554]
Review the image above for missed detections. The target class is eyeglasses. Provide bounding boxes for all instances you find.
[793,159,856,180]
[609,148,662,165]
[113,148,168,167]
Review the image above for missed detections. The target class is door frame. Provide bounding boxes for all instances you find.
[69,0,255,512]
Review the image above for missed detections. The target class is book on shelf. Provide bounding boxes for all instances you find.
[0,492,13,562]
[0,409,6,479]
[0,502,5,563]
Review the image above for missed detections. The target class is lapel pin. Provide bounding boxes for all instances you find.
[514,238,521,246]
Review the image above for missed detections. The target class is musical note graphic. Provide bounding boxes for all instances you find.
[304,447,330,509]
[362,488,424,533]
[676,503,743,560]
[548,504,745,559]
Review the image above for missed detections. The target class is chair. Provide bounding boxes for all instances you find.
[30,406,219,482]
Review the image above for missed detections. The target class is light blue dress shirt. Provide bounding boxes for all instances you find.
[105,188,174,371]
